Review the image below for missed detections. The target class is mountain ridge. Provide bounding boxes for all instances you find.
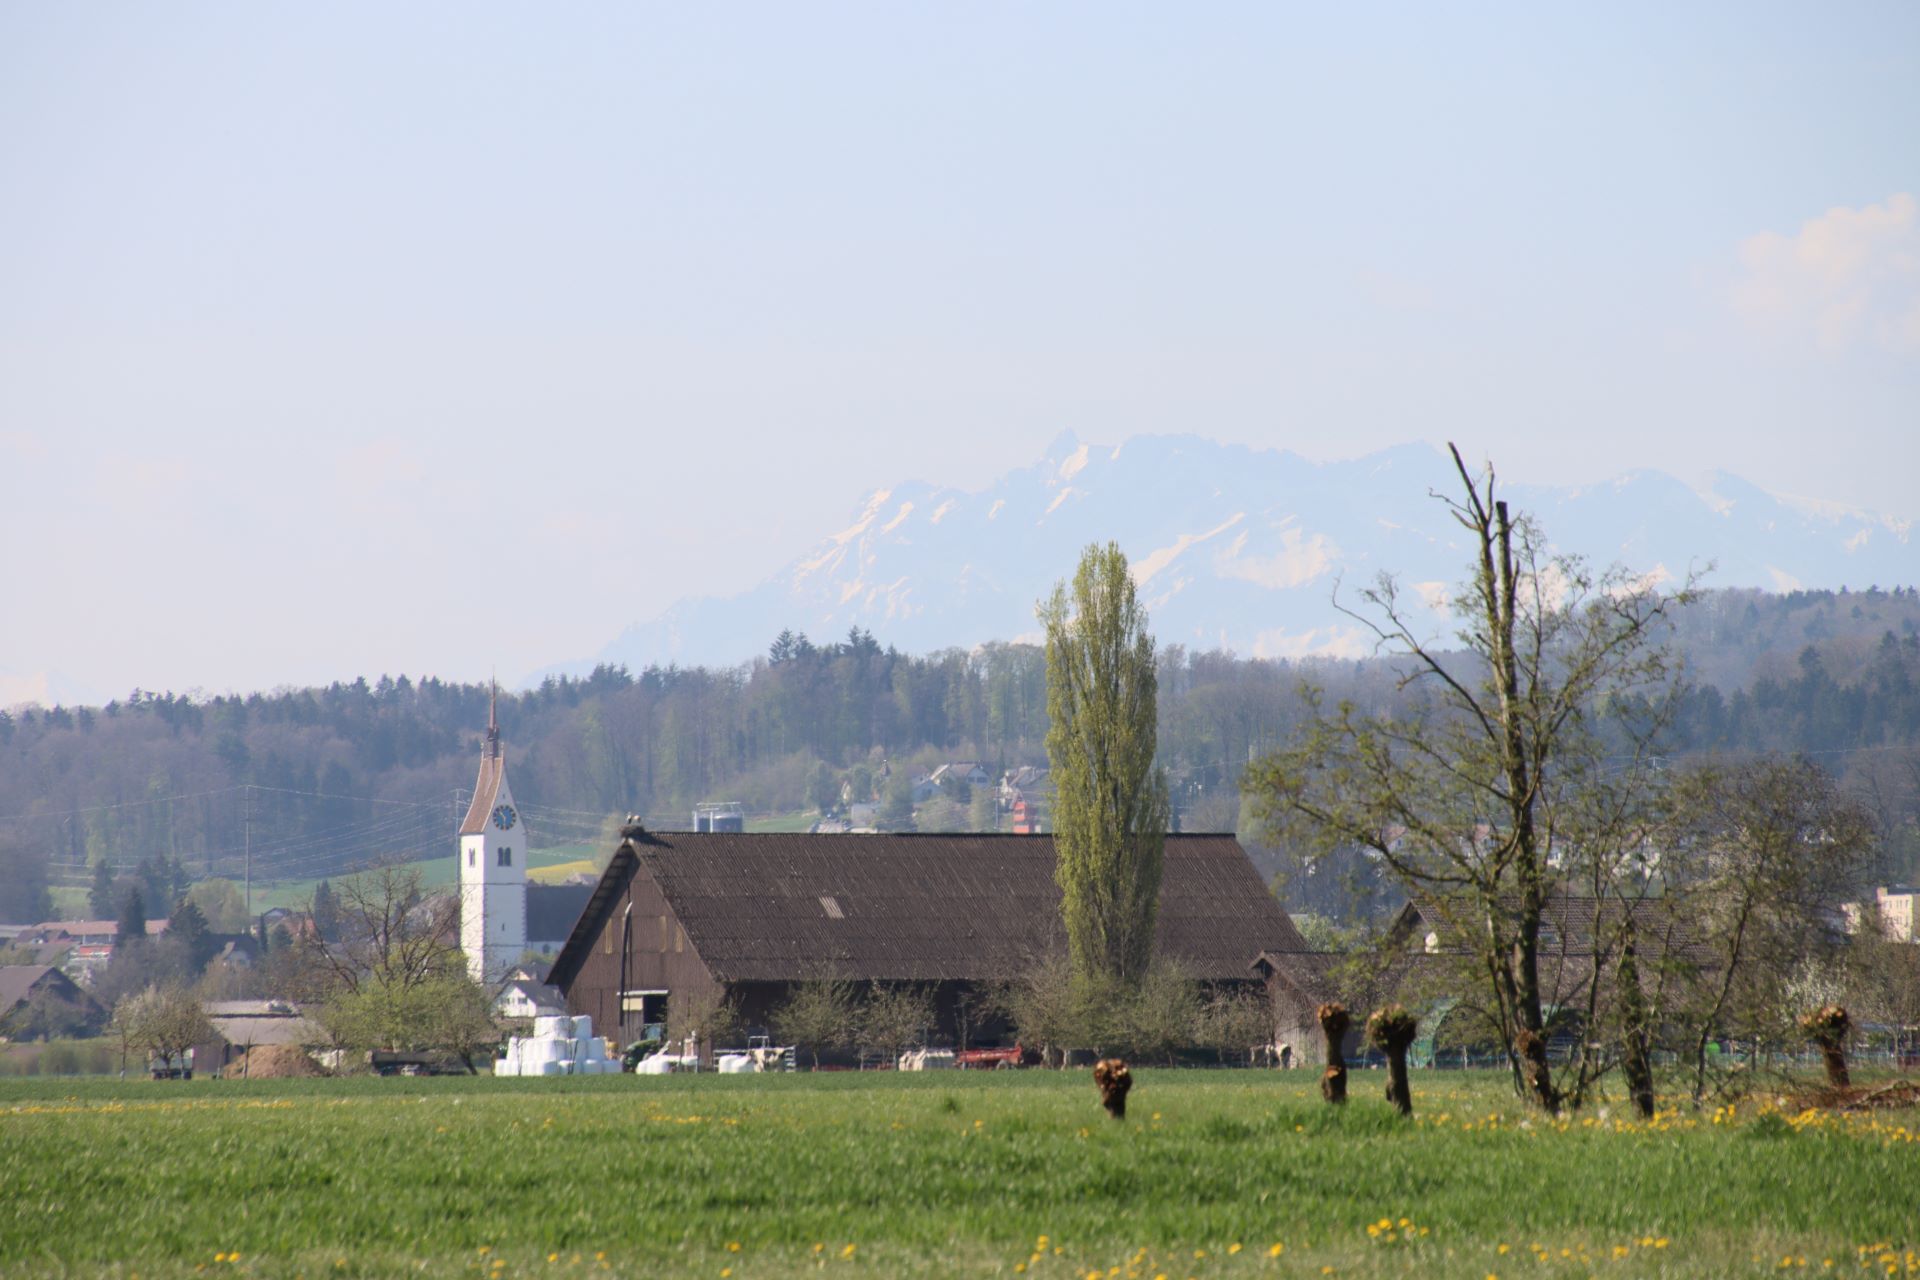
[553,436,1914,679]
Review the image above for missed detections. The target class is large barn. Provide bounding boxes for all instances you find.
[546,826,1326,1060]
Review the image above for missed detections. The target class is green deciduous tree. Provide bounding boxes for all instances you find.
[111,984,213,1076]
[857,983,937,1064]
[1663,755,1876,1102]
[806,762,838,816]
[1041,542,1169,986]
[770,978,861,1068]
[186,878,249,933]
[878,770,917,831]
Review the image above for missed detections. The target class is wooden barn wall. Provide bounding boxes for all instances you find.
[560,860,723,1046]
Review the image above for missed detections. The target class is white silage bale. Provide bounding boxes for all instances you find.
[570,1014,592,1040]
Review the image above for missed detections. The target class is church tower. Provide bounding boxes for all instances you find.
[458,686,526,984]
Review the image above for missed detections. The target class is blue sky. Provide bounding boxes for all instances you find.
[2,4,1916,701]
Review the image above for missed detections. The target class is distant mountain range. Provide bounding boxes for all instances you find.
[563,435,1916,675]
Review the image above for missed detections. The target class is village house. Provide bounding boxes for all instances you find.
[494,975,569,1021]
[15,918,172,985]
[1357,892,1713,1065]
[1845,886,1918,942]
[547,827,1326,1060]
[0,965,105,1039]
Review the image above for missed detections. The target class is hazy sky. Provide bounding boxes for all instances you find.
[2,4,1916,704]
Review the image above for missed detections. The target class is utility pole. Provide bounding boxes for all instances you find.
[243,785,252,921]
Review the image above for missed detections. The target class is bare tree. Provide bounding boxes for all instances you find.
[1248,445,1692,1113]
[305,862,463,999]
[295,862,496,1067]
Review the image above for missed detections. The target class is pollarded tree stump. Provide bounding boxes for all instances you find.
[1093,1058,1133,1120]
[1800,1005,1852,1089]
[1367,1004,1419,1118]
[1317,1002,1350,1105]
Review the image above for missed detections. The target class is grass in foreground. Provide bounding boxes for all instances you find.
[1,1070,1915,1278]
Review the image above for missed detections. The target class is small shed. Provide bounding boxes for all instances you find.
[194,1001,326,1077]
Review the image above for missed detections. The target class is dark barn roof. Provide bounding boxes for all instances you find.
[549,830,1311,988]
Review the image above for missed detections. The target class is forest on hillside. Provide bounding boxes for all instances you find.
[1,585,1918,924]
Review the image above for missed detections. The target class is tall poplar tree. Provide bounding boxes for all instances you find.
[1041,542,1169,986]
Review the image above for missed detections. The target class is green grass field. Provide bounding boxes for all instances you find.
[251,846,594,911]
[1,1071,1914,1279]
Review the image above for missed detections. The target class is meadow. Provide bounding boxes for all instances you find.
[1,1070,1914,1279]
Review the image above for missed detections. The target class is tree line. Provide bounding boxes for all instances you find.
[0,589,1917,924]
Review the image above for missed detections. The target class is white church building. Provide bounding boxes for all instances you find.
[458,691,527,984]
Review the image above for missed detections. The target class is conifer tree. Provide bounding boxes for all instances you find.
[90,860,117,920]
[1041,542,1169,986]
[310,880,339,943]
[116,886,148,950]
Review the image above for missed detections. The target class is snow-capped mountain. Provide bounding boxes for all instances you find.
[570,435,1915,673]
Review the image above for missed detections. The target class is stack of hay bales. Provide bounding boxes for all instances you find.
[497,1014,621,1077]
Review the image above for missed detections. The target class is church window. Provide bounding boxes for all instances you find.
[468,849,476,867]
[498,847,512,867]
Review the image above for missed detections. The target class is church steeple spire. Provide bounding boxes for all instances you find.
[485,679,501,760]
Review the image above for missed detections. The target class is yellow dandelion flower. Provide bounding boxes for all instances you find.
[841,1245,856,1260]
[727,1244,741,1253]
[1229,1243,1243,1255]
[1268,1243,1285,1257]
[548,1253,560,1263]
[1655,1239,1669,1250]
[721,1271,732,1279]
